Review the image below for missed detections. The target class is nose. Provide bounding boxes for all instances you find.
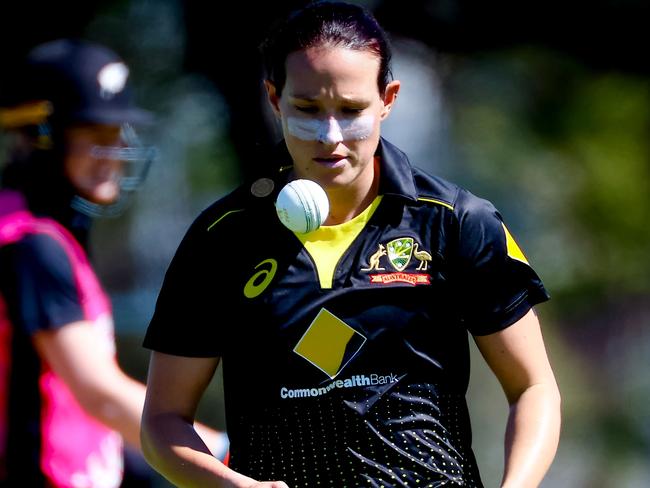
[317,117,343,145]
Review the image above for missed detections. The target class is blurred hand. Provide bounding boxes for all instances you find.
[210,431,230,462]
[194,424,229,461]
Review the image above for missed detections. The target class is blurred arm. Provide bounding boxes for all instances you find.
[474,309,561,488]
[33,320,226,453]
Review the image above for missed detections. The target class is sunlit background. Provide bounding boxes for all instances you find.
[1,1,648,486]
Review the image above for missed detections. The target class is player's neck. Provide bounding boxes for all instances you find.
[325,158,380,225]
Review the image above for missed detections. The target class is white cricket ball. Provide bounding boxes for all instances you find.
[275,179,329,233]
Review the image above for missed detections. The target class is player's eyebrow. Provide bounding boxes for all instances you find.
[288,94,371,105]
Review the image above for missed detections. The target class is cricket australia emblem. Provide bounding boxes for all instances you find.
[363,237,432,286]
[386,237,413,271]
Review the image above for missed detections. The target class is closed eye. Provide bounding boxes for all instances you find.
[294,106,319,114]
[341,107,364,115]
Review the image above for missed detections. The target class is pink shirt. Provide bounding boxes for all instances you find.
[0,190,123,487]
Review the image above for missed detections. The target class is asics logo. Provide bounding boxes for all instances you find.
[243,258,278,299]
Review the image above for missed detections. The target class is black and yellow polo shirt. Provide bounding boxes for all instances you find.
[144,137,549,487]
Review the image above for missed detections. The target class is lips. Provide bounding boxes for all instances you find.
[313,155,346,167]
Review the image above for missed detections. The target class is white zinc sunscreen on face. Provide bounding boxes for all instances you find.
[287,115,374,144]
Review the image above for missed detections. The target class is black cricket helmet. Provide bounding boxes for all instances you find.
[0,38,157,217]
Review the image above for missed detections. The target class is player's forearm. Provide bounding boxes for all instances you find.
[78,370,146,448]
[141,412,253,488]
[81,373,228,458]
[501,382,561,488]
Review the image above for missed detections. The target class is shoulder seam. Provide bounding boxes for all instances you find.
[417,196,454,211]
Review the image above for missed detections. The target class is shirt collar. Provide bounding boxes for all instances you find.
[376,137,419,202]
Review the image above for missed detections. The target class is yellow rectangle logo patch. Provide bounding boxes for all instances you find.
[293,308,366,379]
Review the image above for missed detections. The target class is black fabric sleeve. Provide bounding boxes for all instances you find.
[1,233,85,335]
[142,215,225,357]
[453,189,549,336]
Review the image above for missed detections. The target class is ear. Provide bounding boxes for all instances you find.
[264,80,282,117]
[380,80,401,120]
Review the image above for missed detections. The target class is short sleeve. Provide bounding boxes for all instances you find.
[453,190,549,336]
[1,233,85,334]
[142,215,225,357]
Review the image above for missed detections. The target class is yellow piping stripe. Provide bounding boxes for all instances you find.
[418,197,454,211]
[207,209,244,231]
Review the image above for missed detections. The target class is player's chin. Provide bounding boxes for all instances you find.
[83,183,121,205]
[318,173,356,191]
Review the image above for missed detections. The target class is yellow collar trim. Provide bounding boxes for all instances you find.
[297,196,383,288]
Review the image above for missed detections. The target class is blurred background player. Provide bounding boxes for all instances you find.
[0,38,227,487]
